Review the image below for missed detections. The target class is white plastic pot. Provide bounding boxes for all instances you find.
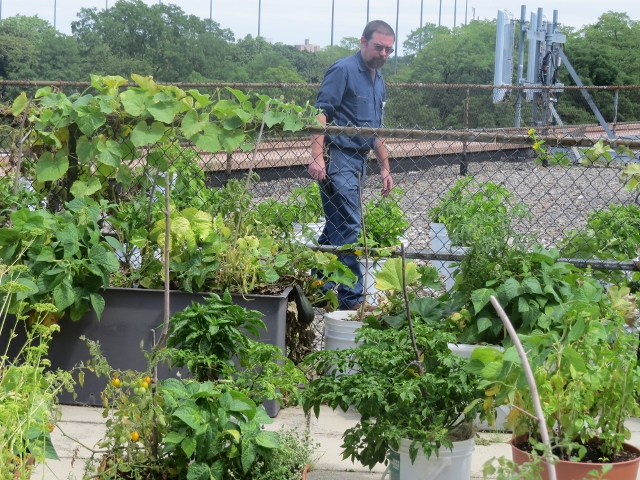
[358,257,386,305]
[384,437,475,480]
[323,311,362,375]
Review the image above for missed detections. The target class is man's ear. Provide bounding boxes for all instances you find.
[360,36,367,48]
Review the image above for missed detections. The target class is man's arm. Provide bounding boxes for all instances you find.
[374,137,393,197]
[309,113,327,181]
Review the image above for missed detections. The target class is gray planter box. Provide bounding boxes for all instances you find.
[4,287,291,416]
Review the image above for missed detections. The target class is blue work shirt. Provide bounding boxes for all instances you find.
[315,51,386,152]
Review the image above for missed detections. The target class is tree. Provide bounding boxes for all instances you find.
[402,23,450,58]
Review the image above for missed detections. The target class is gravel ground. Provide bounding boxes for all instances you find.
[251,155,637,252]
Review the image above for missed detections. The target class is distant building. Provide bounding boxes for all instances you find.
[295,39,321,52]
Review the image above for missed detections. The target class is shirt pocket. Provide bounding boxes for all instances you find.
[356,94,373,124]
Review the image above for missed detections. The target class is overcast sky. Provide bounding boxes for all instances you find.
[3,0,639,52]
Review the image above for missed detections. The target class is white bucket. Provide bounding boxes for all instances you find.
[385,437,475,480]
[358,257,386,305]
[323,311,363,351]
[323,311,363,375]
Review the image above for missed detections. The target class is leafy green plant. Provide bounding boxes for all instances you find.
[78,351,281,480]
[0,260,74,479]
[303,258,481,470]
[12,75,318,206]
[288,182,324,225]
[468,290,640,463]
[559,203,640,287]
[429,178,530,248]
[360,187,410,248]
[163,291,306,406]
[0,197,120,321]
[446,246,615,344]
[247,427,319,480]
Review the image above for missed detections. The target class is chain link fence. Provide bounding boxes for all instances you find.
[2,80,640,358]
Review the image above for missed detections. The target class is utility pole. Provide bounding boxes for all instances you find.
[330,0,335,46]
[454,0,457,28]
[438,0,442,27]
[54,0,57,29]
[366,0,369,23]
[394,0,399,72]
[210,0,212,21]
[258,0,261,37]
[419,0,423,50]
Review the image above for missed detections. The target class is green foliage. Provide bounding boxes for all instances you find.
[16,75,317,205]
[247,427,318,480]
[360,187,410,248]
[165,291,266,381]
[83,348,280,480]
[559,203,640,285]
[303,320,481,469]
[0,260,74,479]
[468,291,640,461]
[0,197,119,321]
[447,245,617,344]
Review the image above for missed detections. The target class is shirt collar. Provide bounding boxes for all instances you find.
[356,51,379,78]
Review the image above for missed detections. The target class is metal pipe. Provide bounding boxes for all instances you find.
[394,0,400,72]
[438,0,442,26]
[515,5,527,128]
[210,0,212,21]
[331,0,335,46]
[258,0,262,37]
[419,0,423,50]
[454,0,457,28]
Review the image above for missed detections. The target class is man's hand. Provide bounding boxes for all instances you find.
[309,155,326,181]
[381,171,393,197]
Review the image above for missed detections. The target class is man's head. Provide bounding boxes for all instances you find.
[360,20,395,70]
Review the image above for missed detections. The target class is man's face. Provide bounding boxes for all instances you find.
[360,32,395,70]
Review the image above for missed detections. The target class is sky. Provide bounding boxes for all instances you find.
[2,0,640,52]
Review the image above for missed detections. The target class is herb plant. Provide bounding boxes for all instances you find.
[303,258,481,470]
[360,187,410,248]
[468,290,640,462]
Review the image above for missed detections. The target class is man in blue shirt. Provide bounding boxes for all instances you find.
[309,20,395,311]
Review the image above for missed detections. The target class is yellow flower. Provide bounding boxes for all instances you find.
[354,249,363,256]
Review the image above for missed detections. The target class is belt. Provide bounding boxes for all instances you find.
[341,147,371,155]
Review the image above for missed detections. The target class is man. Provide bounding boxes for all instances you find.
[308,20,395,310]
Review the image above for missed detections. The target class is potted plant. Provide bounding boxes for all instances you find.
[429,178,531,290]
[70,290,312,480]
[303,258,482,479]
[468,287,640,479]
[356,187,410,304]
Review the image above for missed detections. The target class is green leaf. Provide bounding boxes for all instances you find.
[69,177,102,198]
[164,431,186,445]
[481,361,504,380]
[130,121,165,147]
[186,462,210,480]
[374,258,420,291]
[283,114,304,132]
[241,438,257,473]
[53,281,75,311]
[502,346,521,363]
[120,88,149,116]
[471,288,493,313]
[476,316,493,333]
[97,139,123,168]
[181,109,209,137]
[90,293,106,321]
[187,89,212,108]
[147,100,185,124]
[76,106,106,136]
[255,430,280,449]
[191,122,223,153]
[502,278,521,302]
[36,151,69,182]
[521,276,543,294]
[174,402,203,430]
[12,92,29,116]
[264,110,286,127]
[76,135,97,163]
[180,436,197,457]
[220,128,245,153]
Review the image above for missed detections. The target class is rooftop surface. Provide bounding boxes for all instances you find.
[32,404,640,479]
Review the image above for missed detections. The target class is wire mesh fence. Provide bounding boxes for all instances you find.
[2,80,640,358]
